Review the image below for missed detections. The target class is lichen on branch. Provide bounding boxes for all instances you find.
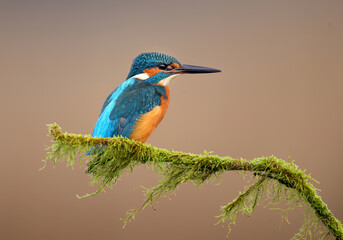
[43,123,343,239]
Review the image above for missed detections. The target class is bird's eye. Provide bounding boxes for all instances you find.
[158,64,167,70]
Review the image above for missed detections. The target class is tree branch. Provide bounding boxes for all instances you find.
[43,123,343,239]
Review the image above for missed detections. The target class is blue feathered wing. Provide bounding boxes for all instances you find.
[92,78,166,139]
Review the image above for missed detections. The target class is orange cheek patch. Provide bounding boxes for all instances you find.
[143,63,180,77]
[144,68,160,77]
[170,63,180,69]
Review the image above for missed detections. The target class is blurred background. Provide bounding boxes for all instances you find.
[1,0,342,239]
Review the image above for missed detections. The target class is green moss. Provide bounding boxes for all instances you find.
[43,123,343,239]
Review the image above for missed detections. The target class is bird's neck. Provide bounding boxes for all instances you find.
[162,85,170,100]
[156,83,170,107]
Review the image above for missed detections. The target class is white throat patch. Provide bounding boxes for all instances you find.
[159,74,179,86]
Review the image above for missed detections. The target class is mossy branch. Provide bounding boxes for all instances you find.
[43,123,343,239]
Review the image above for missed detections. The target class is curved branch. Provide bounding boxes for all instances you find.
[44,123,343,239]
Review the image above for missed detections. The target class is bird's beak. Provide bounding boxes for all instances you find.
[173,64,221,74]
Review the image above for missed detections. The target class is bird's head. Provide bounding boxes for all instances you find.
[127,52,221,86]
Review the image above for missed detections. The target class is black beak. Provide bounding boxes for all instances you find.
[173,64,221,74]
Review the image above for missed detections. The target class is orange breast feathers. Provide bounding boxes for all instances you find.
[129,86,170,143]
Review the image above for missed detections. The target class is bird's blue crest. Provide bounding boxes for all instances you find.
[127,52,181,79]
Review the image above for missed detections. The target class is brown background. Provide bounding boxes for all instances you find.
[1,0,342,239]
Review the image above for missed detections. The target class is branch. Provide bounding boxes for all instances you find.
[43,123,343,239]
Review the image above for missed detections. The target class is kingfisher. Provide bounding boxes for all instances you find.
[92,52,221,143]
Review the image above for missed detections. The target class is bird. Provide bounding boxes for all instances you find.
[91,52,221,143]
